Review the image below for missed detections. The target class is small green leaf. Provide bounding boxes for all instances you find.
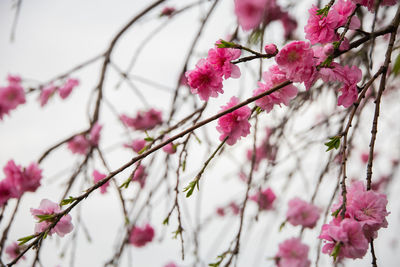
[182,160,186,172]
[144,137,154,142]
[216,39,237,49]
[392,53,400,76]
[255,106,263,114]
[163,216,169,225]
[331,206,342,218]
[18,234,36,245]
[183,180,198,198]
[60,196,76,206]
[279,221,286,232]
[138,145,148,154]
[324,136,341,152]
[119,177,131,189]
[330,242,342,261]
[36,214,55,223]
[316,6,330,17]
[172,227,183,239]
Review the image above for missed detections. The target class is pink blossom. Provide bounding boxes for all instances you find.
[7,75,22,84]
[30,199,73,237]
[337,65,361,108]
[250,187,276,210]
[163,262,178,267]
[286,198,320,228]
[67,135,90,155]
[275,238,311,267]
[39,84,57,107]
[59,78,79,99]
[275,41,317,88]
[371,175,390,192]
[234,0,267,31]
[0,77,25,112]
[360,151,377,164]
[3,160,24,197]
[185,59,224,101]
[5,242,25,260]
[93,170,109,194]
[319,218,369,259]
[124,139,147,153]
[254,65,298,112]
[129,224,155,247]
[216,97,251,146]
[264,43,278,55]
[20,162,42,193]
[207,46,241,79]
[161,6,176,17]
[132,164,147,188]
[216,207,225,216]
[304,5,340,44]
[230,202,240,215]
[89,122,102,146]
[0,180,16,206]
[333,0,360,29]
[352,0,397,12]
[120,109,163,131]
[162,141,177,154]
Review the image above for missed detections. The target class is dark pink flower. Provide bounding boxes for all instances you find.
[39,84,57,107]
[319,218,369,259]
[264,43,278,55]
[124,139,147,153]
[275,238,311,267]
[162,141,177,154]
[121,109,163,131]
[89,122,102,146]
[185,59,223,101]
[250,187,276,210]
[304,5,340,45]
[59,78,79,99]
[93,170,109,194]
[286,198,320,228]
[207,46,241,79]
[20,162,42,193]
[216,207,225,216]
[230,202,240,215]
[333,0,360,29]
[234,0,268,31]
[31,199,73,237]
[0,179,16,206]
[67,135,90,155]
[352,0,396,12]
[129,224,155,247]
[0,78,25,111]
[161,6,176,17]
[216,97,251,146]
[132,164,147,188]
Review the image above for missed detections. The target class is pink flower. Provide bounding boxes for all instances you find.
[275,238,311,267]
[59,78,79,99]
[254,65,298,112]
[0,77,25,111]
[120,109,163,131]
[234,0,267,30]
[337,65,362,108]
[216,97,251,146]
[250,187,276,210]
[39,84,57,107]
[161,6,176,17]
[20,162,42,193]
[230,202,240,215]
[185,59,224,101]
[319,218,369,259]
[264,43,278,55]
[216,207,225,216]
[207,46,241,79]
[286,198,320,228]
[129,224,155,247]
[275,41,317,88]
[304,5,340,45]
[5,242,25,260]
[93,170,109,194]
[333,0,360,29]
[124,139,147,153]
[352,0,396,12]
[0,179,16,206]
[132,164,147,188]
[89,122,102,146]
[162,141,177,154]
[163,262,178,267]
[30,199,74,237]
[67,135,90,155]
[7,75,22,84]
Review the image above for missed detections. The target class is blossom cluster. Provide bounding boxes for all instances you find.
[129,223,155,247]
[319,180,389,260]
[0,160,42,206]
[0,75,25,120]
[67,122,102,155]
[39,78,80,107]
[250,187,276,210]
[275,238,311,267]
[120,108,163,131]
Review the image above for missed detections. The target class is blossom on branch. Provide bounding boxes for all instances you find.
[275,238,311,267]
[129,224,155,247]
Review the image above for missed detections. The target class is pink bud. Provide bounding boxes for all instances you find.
[264,43,278,55]
[323,44,334,55]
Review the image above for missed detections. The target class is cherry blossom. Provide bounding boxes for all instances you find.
[59,78,79,99]
[129,224,155,247]
[93,170,109,194]
[286,197,320,228]
[207,46,241,79]
[124,139,147,153]
[250,187,276,210]
[67,135,90,155]
[275,238,311,267]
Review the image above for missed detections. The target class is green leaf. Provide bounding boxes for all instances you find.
[172,227,182,239]
[119,177,131,189]
[163,216,169,225]
[36,214,55,222]
[182,160,186,172]
[18,234,36,245]
[138,145,148,154]
[331,206,342,218]
[60,196,76,206]
[392,53,400,76]
[183,180,199,198]
[216,39,237,49]
[144,137,154,142]
[324,136,341,152]
[316,6,330,17]
[279,221,286,232]
[330,242,342,261]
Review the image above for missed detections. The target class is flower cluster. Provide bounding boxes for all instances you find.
[0,75,25,120]
[0,160,42,206]
[185,43,241,101]
[275,238,311,267]
[93,170,109,194]
[286,197,320,229]
[39,78,79,107]
[5,242,25,261]
[216,97,251,145]
[67,122,102,155]
[30,199,74,237]
[250,187,276,211]
[129,224,155,247]
[319,180,389,260]
[120,108,163,131]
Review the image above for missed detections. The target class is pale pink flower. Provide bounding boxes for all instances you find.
[319,218,369,259]
[124,139,147,153]
[275,41,317,88]
[162,141,177,154]
[230,202,240,215]
[254,65,298,112]
[129,224,155,247]
[207,46,241,79]
[234,0,268,31]
[185,59,224,101]
[304,5,340,44]
[7,75,22,84]
[132,164,147,188]
[59,78,79,99]
[39,84,57,107]
[275,238,311,267]
[5,242,25,260]
[20,162,42,193]
[67,135,90,155]
[264,43,278,55]
[89,122,102,146]
[250,187,276,210]
[352,0,397,12]
[120,109,163,131]
[31,199,74,237]
[286,198,320,228]
[93,170,109,194]
[216,97,251,146]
